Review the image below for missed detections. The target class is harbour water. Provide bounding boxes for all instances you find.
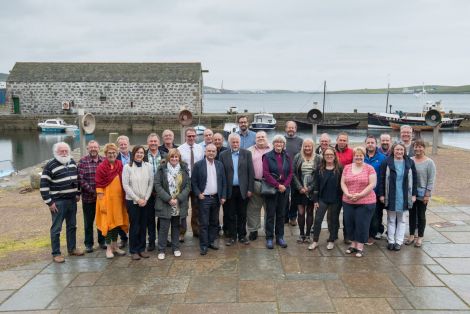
[204,93,470,114]
[1,128,469,175]
[1,93,469,175]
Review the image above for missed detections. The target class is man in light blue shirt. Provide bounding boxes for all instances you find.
[237,115,256,149]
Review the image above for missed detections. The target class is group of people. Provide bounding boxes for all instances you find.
[40,116,435,263]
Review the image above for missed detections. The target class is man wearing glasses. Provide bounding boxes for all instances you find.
[178,128,204,240]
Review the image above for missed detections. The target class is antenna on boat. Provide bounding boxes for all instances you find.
[385,82,390,113]
[322,81,326,121]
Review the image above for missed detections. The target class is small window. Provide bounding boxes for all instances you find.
[100,95,106,102]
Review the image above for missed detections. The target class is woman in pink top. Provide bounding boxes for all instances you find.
[340,146,377,257]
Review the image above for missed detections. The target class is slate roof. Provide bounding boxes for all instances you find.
[7,62,202,83]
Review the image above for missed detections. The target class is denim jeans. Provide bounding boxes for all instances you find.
[198,197,220,250]
[82,201,105,248]
[50,199,77,256]
[126,200,147,254]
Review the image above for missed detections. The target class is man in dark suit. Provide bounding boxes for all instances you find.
[219,133,255,246]
[191,144,227,255]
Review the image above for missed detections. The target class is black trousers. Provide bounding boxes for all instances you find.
[369,196,384,237]
[198,197,220,250]
[312,200,340,242]
[146,195,156,245]
[224,186,248,240]
[126,200,147,254]
[264,188,289,240]
[82,201,104,248]
[343,202,375,244]
[409,200,427,237]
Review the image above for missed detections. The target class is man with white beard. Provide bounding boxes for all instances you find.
[40,142,84,263]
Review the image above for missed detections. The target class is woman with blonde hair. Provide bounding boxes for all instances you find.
[341,146,377,257]
[292,138,321,243]
[155,148,191,259]
[95,143,129,259]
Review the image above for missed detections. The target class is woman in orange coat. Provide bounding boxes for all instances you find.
[96,143,129,259]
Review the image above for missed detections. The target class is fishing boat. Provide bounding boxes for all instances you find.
[295,81,360,130]
[37,118,78,133]
[223,122,239,138]
[227,106,239,114]
[250,113,276,131]
[368,85,464,130]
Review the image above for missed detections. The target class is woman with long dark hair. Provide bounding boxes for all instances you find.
[122,145,154,260]
[309,147,343,250]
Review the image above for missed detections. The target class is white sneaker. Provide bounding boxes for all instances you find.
[308,242,318,250]
[157,253,165,260]
[326,242,335,250]
[113,248,126,256]
[173,250,182,257]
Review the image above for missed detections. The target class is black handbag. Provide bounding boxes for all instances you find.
[260,180,277,196]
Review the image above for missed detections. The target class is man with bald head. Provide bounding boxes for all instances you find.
[78,140,105,252]
[284,121,303,226]
[220,133,255,245]
[41,142,84,263]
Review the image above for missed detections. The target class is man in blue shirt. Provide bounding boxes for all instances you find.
[364,135,386,242]
[237,115,256,149]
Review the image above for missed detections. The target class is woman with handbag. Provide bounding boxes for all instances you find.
[262,135,293,249]
[291,138,321,243]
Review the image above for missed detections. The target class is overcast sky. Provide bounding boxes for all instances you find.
[1,0,469,90]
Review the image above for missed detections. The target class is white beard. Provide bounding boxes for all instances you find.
[54,154,72,165]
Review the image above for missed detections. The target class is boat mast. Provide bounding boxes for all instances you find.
[385,82,390,113]
[322,80,326,121]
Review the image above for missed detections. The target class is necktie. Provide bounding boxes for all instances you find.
[190,146,195,170]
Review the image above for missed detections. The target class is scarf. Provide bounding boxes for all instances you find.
[166,163,182,216]
[96,159,123,188]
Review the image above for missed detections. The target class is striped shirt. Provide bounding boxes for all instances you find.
[40,158,79,206]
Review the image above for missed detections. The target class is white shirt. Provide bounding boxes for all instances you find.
[177,142,204,177]
[203,159,218,195]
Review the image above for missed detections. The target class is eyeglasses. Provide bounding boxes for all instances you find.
[187,135,196,138]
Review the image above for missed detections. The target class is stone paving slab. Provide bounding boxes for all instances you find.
[2,204,470,312]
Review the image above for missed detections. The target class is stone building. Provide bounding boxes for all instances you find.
[5,62,204,115]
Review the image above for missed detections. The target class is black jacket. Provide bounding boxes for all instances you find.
[191,158,227,201]
[219,149,255,200]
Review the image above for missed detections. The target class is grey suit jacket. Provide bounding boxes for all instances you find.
[219,148,255,200]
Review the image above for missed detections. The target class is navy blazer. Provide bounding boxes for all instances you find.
[219,148,255,200]
[191,158,227,201]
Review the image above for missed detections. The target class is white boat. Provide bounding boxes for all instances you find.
[37,118,78,133]
[227,106,239,114]
[194,124,206,135]
[223,123,239,138]
[250,113,276,131]
[0,160,15,178]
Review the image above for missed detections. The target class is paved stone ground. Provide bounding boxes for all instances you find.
[1,205,470,313]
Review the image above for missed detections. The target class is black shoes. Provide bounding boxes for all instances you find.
[225,238,236,246]
[394,243,401,251]
[249,231,258,241]
[209,243,219,250]
[200,247,208,255]
[147,242,156,252]
[387,243,394,250]
[99,243,107,250]
[85,246,94,253]
[119,239,128,249]
[239,237,250,245]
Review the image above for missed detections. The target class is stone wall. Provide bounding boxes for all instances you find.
[5,81,202,115]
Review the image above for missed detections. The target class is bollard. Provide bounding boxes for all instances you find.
[109,132,119,144]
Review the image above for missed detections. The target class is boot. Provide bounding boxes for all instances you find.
[112,241,126,256]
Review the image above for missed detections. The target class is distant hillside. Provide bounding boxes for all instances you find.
[0,73,8,81]
[204,86,315,94]
[332,85,470,94]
